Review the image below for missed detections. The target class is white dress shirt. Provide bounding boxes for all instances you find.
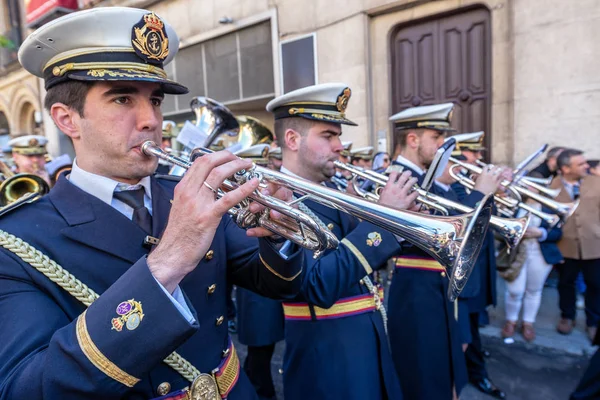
[69,159,195,324]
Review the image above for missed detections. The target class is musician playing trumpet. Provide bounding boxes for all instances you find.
[267,82,419,400]
[387,106,504,400]
[7,134,51,185]
[0,8,305,400]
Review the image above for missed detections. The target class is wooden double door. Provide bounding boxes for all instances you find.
[390,6,491,157]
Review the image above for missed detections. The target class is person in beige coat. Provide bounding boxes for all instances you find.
[552,149,600,342]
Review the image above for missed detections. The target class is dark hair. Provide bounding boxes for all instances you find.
[393,128,425,151]
[547,146,565,159]
[557,148,583,171]
[588,159,599,169]
[43,81,95,117]
[273,117,316,149]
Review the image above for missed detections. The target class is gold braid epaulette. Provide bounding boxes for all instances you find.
[0,229,200,382]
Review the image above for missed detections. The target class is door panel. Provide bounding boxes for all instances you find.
[391,6,491,158]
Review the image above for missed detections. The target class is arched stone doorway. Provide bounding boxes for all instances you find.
[17,102,42,135]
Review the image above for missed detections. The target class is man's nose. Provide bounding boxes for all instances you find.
[136,101,161,131]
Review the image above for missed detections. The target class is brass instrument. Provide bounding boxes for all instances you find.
[0,160,50,216]
[336,162,529,249]
[191,96,240,147]
[145,141,339,257]
[143,140,494,301]
[449,158,577,224]
[474,159,560,198]
[212,115,273,151]
[521,175,554,186]
[331,174,350,191]
[516,176,561,198]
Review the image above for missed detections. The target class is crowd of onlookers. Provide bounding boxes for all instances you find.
[495,147,600,345]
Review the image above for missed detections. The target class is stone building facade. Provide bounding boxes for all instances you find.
[4,0,600,163]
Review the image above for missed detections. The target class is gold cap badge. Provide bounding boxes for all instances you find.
[336,88,352,113]
[131,12,169,64]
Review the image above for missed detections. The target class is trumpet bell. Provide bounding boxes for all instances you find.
[445,195,493,301]
[497,215,531,249]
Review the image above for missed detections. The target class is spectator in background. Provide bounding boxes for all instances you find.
[530,146,565,178]
[361,151,391,192]
[553,149,600,342]
[501,194,563,342]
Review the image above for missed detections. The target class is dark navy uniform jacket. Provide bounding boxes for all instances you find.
[236,287,284,347]
[0,175,303,400]
[282,196,404,400]
[387,160,487,400]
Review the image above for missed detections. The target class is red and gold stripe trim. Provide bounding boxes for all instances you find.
[394,256,445,271]
[213,337,240,398]
[283,288,384,321]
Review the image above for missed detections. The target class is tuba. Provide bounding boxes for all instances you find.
[142,140,494,301]
[0,160,50,216]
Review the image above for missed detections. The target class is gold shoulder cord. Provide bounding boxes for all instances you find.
[0,229,200,383]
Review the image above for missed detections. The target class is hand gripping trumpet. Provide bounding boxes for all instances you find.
[143,141,494,301]
[335,162,530,249]
[474,159,561,199]
[449,158,577,226]
[142,141,339,258]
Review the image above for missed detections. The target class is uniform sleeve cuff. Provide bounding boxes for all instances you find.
[258,237,302,281]
[78,257,199,384]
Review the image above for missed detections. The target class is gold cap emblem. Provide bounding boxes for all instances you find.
[336,88,352,113]
[132,12,169,64]
[28,138,39,147]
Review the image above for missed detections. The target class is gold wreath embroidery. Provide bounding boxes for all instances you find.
[132,25,169,62]
[336,88,351,113]
[87,69,159,79]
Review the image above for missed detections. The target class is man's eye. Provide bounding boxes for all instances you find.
[114,97,130,105]
[152,98,163,107]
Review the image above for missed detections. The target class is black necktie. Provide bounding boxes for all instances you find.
[113,188,153,235]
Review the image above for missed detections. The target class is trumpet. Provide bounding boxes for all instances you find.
[143,141,495,301]
[449,164,560,227]
[331,174,350,191]
[449,158,577,224]
[516,176,561,199]
[143,142,339,258]
[335,162,530,249]
[474,159,560,198]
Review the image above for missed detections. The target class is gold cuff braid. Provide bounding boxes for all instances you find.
[76,310,140,387]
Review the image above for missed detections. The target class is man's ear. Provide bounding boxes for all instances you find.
[284,128,301,152]
[50,103,81,140]
[406,131,420,149]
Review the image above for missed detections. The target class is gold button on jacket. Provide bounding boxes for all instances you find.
[215,316,224,326]
[157,382,171,396]
[207,284,216,294]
